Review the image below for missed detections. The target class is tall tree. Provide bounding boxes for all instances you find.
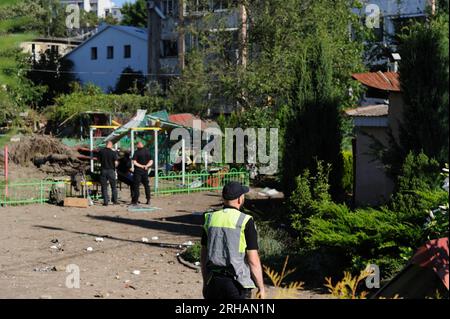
[114,67,147,95]
[282,31,344,199]
[391,16,449,171]
[121,0,147,27]
[25,49,76,108]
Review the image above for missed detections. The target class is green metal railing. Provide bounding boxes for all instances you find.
[155,168,250,195]
[0,169,250,206]
[0,180,65,206]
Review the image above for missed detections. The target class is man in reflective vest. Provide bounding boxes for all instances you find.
[201,182,266,299]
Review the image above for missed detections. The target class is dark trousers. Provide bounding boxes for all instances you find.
[118,172,135,199]
[100,169,117,204]
[132,171,151,204]
[204,274,252,300]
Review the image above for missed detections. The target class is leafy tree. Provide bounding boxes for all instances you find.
[121,0,147,27]
[25,49,76,108]
[397,17,449,165]
[114,67,147,95]
[168,51,210,115]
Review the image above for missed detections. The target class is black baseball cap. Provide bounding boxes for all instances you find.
[222,182,250,200]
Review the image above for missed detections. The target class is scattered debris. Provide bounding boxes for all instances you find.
[95,237,104,242]
[132,270,141,275]
[86,247,93,252]
[194,262,201,266]
[151,236,159,241]
[141,237,149,243]
[39,295,52,299]
[34,266,57,272]
[258,187,281,197]
[50,239,59,244]
[183,241,194,246]
[125,284,137,290]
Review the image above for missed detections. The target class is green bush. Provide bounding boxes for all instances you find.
[257,222,291,262]
[181,243,202,263]
[342,150,353,196]
[46,91,172,123]
[289,160,331,236]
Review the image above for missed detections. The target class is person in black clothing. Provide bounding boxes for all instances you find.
[117,151,135,200]
[97,141,119,206]
[131,142,153,205]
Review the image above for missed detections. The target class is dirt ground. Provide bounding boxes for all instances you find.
[0,190,329,299]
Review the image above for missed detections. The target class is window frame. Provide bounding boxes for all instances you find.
[107,46,114,59]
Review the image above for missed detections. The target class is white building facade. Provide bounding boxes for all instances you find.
[354,0,432,70]
[60,0,120,19]
[65,25,148,92]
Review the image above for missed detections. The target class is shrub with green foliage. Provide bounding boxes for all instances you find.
[342,150,353,196]
[256,222,292,264]
[305,202,422,278]
[46,89,172,123]
[292,152,448,280]
[181,243,202,264]
[289,160,331,237]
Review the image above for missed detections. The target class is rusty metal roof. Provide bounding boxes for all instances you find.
[169,113,208,130]
[352,71,401,92]
[345,104,389,117]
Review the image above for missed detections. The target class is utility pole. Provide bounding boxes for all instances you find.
[147,0,163,84]
[178,0,186,71]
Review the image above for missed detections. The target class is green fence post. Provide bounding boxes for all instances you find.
[40,180,44,204]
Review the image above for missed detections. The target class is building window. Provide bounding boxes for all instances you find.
[124,45,131,58]
[107,46,114,59]
[186,0,208,13]
[213,0,231,11]
[91,47,98,60]
[161,40,178,58]
[162,0,176,16]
